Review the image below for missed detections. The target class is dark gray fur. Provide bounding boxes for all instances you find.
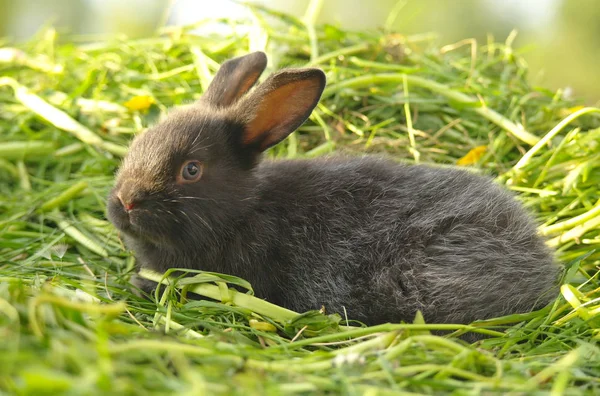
[107,52,560,326]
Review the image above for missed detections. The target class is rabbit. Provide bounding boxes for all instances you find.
[107,51,560,327]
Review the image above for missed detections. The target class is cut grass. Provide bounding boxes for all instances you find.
[1,4,600,395]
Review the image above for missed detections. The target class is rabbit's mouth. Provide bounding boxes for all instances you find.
[112,213,161,245]
[110,208,146,236]
[107,194,143,235]
[107,198,170,246]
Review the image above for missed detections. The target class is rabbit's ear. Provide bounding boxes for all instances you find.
[201,51,268,107]
[239,68,325,152]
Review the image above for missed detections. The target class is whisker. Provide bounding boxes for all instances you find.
[178,209,191,222]
[177,196,218,202]
[190,132,201,148]
[193,212,213,232]
[190,112,208,147]
[189,143,215,155]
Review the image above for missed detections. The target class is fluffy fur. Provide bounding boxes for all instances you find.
[107,52,560,326]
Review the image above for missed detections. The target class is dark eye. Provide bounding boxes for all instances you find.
[177,160,203,184]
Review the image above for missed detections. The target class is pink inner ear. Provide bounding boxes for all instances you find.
[244,79,322,150]
[230,69,262,104]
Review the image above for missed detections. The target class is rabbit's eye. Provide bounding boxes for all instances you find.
[177,160,203,184]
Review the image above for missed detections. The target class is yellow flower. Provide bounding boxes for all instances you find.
[124,95,154,111]
[457,145,487,166]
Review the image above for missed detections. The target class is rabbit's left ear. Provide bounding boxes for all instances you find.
[237,68,326,152]
[201,51,268,107]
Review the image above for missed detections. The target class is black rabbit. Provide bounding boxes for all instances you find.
[107,51,559,326]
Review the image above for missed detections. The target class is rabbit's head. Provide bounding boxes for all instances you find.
[107,52,325,247]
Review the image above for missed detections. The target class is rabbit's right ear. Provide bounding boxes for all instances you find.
[236,68,326,153]
[201,51,268,108]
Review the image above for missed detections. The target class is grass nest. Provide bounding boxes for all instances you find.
[1,4,600,395]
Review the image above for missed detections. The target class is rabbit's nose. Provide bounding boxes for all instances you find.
[117,192,136,212]
[116,182,141,212]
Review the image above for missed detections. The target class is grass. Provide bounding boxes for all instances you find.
[1,3,600,395]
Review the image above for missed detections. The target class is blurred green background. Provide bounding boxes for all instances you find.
[1,0,598,104]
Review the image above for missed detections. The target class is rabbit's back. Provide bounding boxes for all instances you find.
[255,156,559,325]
